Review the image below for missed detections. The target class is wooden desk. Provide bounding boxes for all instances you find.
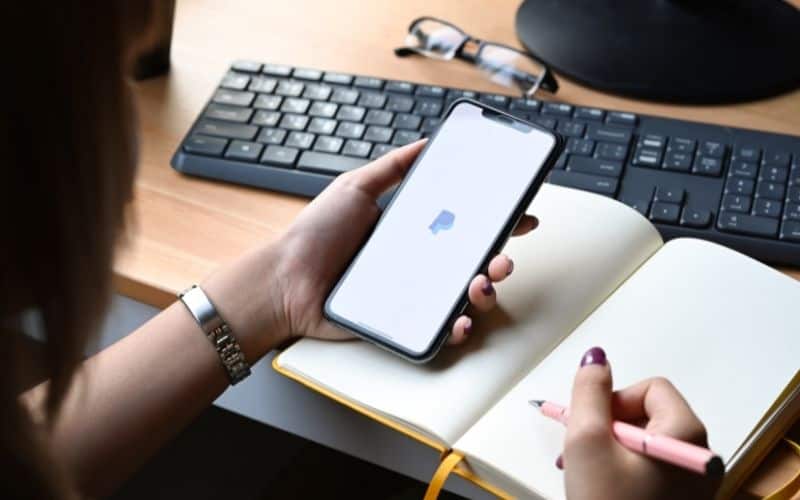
[120,0,800,497]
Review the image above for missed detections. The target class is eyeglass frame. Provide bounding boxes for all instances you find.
[394,16,559,98]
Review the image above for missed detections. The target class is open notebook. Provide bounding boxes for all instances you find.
[274,185,800,499]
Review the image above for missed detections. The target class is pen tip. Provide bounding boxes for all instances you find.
[528,400,544,408]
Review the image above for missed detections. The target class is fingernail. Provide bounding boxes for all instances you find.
[555,455,563,470]
[481,281,494,296]
[580,347,607,367]
[507,259,514,276]
[463,319,472,336]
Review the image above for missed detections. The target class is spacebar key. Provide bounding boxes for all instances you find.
[297,151,370,175]
[549,170,618,196]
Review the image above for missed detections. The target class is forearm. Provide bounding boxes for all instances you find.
[23,243,288,497]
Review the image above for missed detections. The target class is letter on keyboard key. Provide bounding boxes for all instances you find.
[568,156,622,178]
[204,104,253,123]
[212,89,255,107]
[606,111,637,126]
[680,207,711,228]
[586,125,632,145]
[650,202,680,224]
[260,146,299,167]
[717,212,779,238]
[548,170,618,196]
[392,130,422,146]
[225,140,263,162]
[298,151,370,175]
[183,134,227,156]
[195,119,258,140]
[780,221,800,242]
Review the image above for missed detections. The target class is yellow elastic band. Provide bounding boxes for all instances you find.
[424,451,465,500]
[763,439,800,500]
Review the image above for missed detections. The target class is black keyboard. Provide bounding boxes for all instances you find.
[171,61,800,267]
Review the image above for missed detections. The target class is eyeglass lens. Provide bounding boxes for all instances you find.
[405,19,467,59]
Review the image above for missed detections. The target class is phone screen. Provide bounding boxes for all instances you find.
[326,101,557,358]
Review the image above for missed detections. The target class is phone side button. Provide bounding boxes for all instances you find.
[548,170,619,197]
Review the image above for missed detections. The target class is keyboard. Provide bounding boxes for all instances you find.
[171,61,800,267]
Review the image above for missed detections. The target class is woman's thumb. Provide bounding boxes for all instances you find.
[566,347,614,444]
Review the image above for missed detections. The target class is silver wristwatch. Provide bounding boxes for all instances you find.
[178,285,251,385]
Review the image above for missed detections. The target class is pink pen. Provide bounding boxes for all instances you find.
[529,400,724,476]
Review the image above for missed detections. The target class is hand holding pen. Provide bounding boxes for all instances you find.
[533,347,722,500]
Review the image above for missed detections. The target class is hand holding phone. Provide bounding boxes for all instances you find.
[325,100,563,362]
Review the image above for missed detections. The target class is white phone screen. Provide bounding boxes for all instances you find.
[327,101,556,356]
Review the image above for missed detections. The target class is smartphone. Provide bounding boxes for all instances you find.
[324,99,563,362]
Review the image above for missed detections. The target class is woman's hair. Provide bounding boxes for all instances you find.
[0,2,154,497]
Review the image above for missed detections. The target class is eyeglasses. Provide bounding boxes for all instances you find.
[395,17,559,98]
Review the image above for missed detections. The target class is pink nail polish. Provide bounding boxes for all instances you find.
[555,455,563,469]
[507,259,514,275]
[463,319,472,336]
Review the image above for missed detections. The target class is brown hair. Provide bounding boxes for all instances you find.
[0,2,154,497]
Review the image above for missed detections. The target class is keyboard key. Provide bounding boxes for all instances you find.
[251,110,281,127]
[292,68,322,81]
[253,94,282,110]
[620,196,651,217]
[721,194,751,213]
[275,80,305,97]
[510,99,541,113]
[421,118,441,134]
[534,117,557,130]
[183,134,227,156]
[606,111,637,127]
[586,125,632,145]
[565,138,595,156]
[654,186,684,204]
[231,60,262,73]
[307,118,337,135]
[554,154,567,170]
[225,140,263,162]
[331,88,360,104]
[735,145,761,163]
[392,130,422,146]
[220,72,250,90]
[394,113,421,130]
[353,76,385,89]
[281,97,310,114]
[335,122,365,139]
[700,141,726,159]
[756,181,785,201]
[313,135,344,154]
[298,151,369,175]
[261,145,299,167]
[256,128,287,145]
[416,85,446,98]
[568,156,622,178]
[729,160,759,179]
[633,148,663,168]
[725,177,754,196]
[364,110,394,126]
[308,101,338,118]
[336,105,366,122]
[370,144,397,159]
[574,107,605,122]
[542,102,573,116]
[693,156,723,176]
[650,202,680,224]
[548,170,618,196]
[788,186,800,203]
[358,91,387,109]
[323,72,354,85]
[786,202,800,221]
[596,142,628,161]
[717,212,778,238]
[668,137,697,154]
[280,113,309,130]
[764,150,791,167]
[781,220,800,241]
[414,98,443,117]
[248,76,278,93]
[662,151,692,172]
[790,164,800,185]
[760,166,788,184]
[386,95,415,113]
[680,207,712,228]
[262,63,292,76]
[557,121,586,138]
[285,131,315,150]
[446,89,478,100]
[303,83,333,101]
[212,89,255,107]
[480,94,510,108]
[342,140,373,158]
[753,198,782,218]
[385,81,415,94]
[194,119,258,140]
[204,103,253,123]
[639,134,666,150]
[364,126,393,143]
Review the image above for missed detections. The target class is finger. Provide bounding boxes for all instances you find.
[487,254,514,282]
[344,139,426,198]
[612,377,707,445]
[566,347,614,448]
[447,315,473,345]
[511,215,539,236]
[467,274,496,312]
[555,454,564,470]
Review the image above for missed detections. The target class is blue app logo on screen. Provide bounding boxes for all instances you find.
[429,210,455,235]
